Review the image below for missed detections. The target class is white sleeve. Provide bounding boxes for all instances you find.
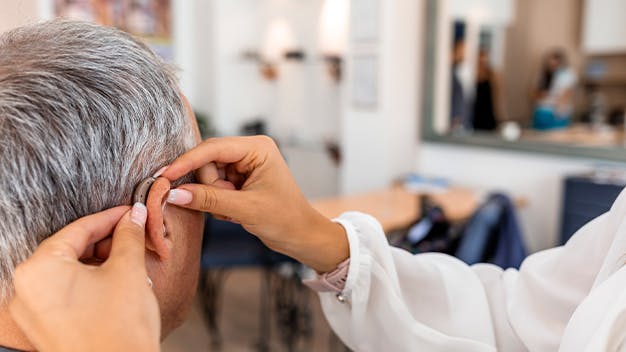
[320,192,622,352]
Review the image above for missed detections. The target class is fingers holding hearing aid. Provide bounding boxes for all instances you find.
[164,135,306,226]
[9,204,161,352]
[163,136,350,273]
[105,202,149,269]
[195,161,237,190]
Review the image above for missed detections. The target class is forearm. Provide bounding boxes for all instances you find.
[273,208,350,273]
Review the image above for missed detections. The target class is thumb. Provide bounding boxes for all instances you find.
[166,183,250,221]
[106,202,147,269]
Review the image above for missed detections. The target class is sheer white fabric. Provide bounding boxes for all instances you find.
[320,189,626,352]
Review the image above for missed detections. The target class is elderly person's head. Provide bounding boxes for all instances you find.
[0,20,204,340]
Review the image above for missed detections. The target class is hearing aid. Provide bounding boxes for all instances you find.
[132,176,171,240]
[131,166,169,205]
[132,177,156,205]
[147,177,172,245]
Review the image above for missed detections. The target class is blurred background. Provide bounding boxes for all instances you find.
[2,0,625,351]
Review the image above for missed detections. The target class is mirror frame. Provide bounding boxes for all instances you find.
[420,0,626,163]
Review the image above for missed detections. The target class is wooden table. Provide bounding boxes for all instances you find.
[311,186,480,233]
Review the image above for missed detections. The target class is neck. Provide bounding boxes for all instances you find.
[0,304,34,351]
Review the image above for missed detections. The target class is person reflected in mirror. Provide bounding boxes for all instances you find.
[450,23,468,133]
[471,49,501,132]
[532,49,577,130]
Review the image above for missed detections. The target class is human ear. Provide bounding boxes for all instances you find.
[145,177,173,260]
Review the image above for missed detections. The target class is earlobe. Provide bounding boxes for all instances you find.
[146,177,172,260]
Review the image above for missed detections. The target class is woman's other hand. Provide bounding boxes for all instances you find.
[9,204,160,352]
[162,136,349,273]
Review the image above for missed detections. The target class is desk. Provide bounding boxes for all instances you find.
[311,187,480,233]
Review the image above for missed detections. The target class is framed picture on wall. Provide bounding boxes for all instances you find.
[351,55,378,109]
[54,0,173,61]
[351,0,379,42]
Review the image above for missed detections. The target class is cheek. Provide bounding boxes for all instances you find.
[177,211,204,282]
[161,207,205,288]
[184,212,205,259]
[170,211,203,277]
[161,211,204,330]
[167,207,204,256]
[179,216,203,297]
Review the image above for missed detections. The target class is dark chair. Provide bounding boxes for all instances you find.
[198,216,314,352]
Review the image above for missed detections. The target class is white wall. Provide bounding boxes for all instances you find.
[173,1,233,116]
[339,0,421,194]
[0,1,39,33]
[211,0,342,141]
[448,0,515,24]
[582,0,626,54]
[283,144,339,198]
[188,1,215,118]
[172,0,197,105]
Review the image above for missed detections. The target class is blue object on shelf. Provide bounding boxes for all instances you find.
[533,106,571,130]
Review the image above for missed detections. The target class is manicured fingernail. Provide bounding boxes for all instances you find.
[131,202,147,226]
[167,189,193,205]
[153,166,169,178]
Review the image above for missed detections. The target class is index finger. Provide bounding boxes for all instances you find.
[162,137,252,181]
[37,206,130,260]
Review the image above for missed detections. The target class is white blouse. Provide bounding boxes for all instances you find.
[319,189,626,352]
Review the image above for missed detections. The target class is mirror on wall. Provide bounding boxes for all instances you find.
[425,0,626,158]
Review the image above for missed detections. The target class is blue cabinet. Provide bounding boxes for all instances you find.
[560,176,625,244]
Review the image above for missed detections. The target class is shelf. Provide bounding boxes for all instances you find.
[583,77,626,87]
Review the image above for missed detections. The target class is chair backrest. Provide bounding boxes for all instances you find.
[455,193,527,269]
[201,216,294,269]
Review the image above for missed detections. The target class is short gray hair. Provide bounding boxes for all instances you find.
[0,20,196,300]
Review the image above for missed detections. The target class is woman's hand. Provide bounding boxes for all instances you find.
[9,204,160,352]
[162,136,349,273]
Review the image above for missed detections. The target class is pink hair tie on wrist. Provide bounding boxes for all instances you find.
[303,258,350,293]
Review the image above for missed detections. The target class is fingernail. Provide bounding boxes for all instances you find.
[131,202,147,226]
[153,166,169,178]
[167,189,193,205]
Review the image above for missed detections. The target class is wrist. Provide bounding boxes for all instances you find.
[292,211,350,273]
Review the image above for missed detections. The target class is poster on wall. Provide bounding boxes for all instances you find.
[54,0,173,61]
[351,0,378,42]
[351,55,378,109]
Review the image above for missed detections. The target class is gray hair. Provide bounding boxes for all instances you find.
[0,20,196,300]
